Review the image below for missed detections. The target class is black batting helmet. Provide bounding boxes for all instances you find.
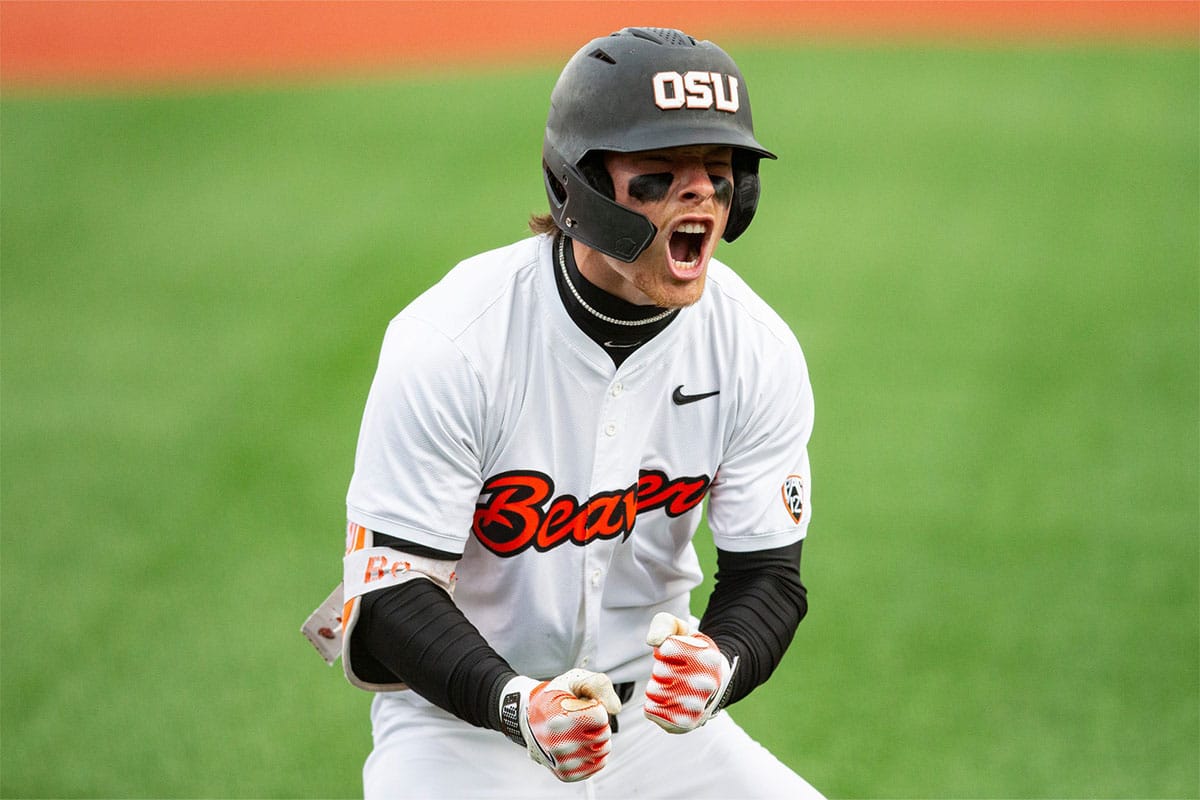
[543,27,776,263]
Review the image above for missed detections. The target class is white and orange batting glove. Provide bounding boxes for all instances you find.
[643,612,738,734]
[499,669,623,782]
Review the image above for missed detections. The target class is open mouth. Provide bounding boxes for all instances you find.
[668,221,710,273]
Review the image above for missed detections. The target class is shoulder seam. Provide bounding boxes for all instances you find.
[388,316,491,416]
[703,268,799,352]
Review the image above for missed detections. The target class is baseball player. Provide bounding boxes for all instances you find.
[325,26,821,798]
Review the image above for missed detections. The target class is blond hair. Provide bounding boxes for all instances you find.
[528,213,557,235]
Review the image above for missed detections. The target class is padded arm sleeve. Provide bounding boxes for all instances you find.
[352,575,518,731]
[350,534,515,729]
[698,540,807,707]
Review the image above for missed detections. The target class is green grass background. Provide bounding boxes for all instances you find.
[2,42,1197,798]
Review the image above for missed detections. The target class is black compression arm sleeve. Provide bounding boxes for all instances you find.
[351,540,517,731]
[698,540,808,707]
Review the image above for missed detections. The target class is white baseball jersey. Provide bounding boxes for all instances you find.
[345,233,813,688]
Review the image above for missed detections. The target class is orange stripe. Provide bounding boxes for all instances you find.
[345,521,368,555]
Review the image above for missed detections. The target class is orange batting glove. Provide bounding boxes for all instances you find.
[643,612,738,734]
[500,669,622,782]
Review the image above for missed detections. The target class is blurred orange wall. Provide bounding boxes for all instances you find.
[2,1,1196,90]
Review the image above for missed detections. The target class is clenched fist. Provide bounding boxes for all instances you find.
[643,613,738,734]
[500,669,622,782]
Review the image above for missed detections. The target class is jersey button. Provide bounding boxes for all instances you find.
[604,423,617,436]
[611,382,623,397]
[590,568,602,587]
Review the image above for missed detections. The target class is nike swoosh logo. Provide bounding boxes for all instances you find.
[672,385,720,406]
[604,340,643,349]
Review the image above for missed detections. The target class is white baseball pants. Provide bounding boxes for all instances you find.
[363,687,824,799]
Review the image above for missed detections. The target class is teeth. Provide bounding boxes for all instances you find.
[670,222,707,269]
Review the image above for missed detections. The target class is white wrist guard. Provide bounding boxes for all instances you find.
[499,675,540,749]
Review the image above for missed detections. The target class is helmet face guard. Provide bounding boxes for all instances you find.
[543,27,776,262]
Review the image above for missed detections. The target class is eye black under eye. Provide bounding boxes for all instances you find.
[711,175,733,206]
[628,172,735,205]
[628,173,674,202]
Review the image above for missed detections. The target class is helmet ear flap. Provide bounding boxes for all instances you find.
[723,155,762,243]
[543,141,657,263]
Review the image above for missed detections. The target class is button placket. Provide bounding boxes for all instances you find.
[600,377,628,440]
[578,555,606,671]
[580,376,631,670]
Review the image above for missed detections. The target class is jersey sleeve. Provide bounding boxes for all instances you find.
[346,316,485,554]
[707,335,814,551]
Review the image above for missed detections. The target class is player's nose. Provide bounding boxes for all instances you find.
[676,161,717,204]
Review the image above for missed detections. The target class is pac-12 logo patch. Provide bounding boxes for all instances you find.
[781,475,804,524]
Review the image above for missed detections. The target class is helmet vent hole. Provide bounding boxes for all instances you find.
[588,48,616,65]
[543,162,568,204]
[626,27,695,47]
